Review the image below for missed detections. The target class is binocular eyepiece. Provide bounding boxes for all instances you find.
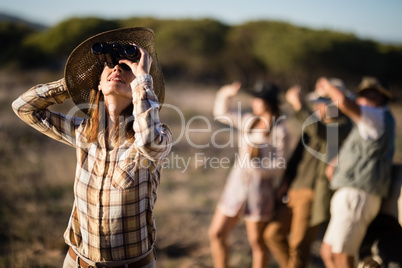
[91,42,140,68]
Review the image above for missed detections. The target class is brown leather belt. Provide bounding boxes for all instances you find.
[68,247,155,268]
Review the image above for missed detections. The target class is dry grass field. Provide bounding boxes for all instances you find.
[0,70,401,267]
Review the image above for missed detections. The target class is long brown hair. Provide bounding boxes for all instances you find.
[85,90,135,145]
[248,98,281,158]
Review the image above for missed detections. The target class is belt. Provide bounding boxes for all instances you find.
[68,247,155,268]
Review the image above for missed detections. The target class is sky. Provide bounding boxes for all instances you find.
[1,0,402,44]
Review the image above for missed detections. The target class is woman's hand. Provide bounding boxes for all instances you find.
[276,181,289,203]
[119,44,152,78]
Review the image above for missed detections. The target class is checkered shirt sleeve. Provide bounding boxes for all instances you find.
[131,74,172,161]
[11,78,83,146]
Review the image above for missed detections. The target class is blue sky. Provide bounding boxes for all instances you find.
[1,0,401,44]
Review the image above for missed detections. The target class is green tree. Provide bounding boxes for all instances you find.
[1,16,401,96]
[23,17,120,61]
[155,19,229,81]
[0,22,37,66]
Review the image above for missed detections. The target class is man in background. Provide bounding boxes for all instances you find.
[318,77,395,268]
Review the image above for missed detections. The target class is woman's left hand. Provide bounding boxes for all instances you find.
[119,44,152,78]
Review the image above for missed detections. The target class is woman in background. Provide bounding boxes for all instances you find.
[208,81,289,268]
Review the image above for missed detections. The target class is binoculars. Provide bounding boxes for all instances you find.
[91,42,140,68]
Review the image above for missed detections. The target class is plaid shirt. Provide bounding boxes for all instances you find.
[12,75,172,262]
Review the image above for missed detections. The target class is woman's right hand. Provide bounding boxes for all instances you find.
[119,44,152,79]
[276,182,289,203]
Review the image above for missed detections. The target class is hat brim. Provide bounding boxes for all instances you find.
[64,27,165,115]
[356,86,392,99]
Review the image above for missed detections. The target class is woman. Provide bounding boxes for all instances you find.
[12,28,172,268]
[208,81,288,268]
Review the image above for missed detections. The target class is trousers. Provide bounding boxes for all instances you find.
[264,188,319,268]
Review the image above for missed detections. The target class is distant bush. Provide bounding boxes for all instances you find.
[21,17,119,66]
[0,22,37,66]
[1,16,401,96]
[153,19,229,81]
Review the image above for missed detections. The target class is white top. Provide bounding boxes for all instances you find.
[357,105,388,141]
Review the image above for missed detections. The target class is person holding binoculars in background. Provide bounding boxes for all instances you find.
[209,81,289,268]
[12,27,172,268]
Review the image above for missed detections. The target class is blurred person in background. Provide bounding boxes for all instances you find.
[264,78,352,268]
[12,28,172,268]
[317,77,395,268]
[208,81,289,268]
[357,163,402,267]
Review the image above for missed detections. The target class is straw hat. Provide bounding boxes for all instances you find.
[356,76,392,99]
[64,27,165,115]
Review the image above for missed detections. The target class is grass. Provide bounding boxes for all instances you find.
[0,70,401,267]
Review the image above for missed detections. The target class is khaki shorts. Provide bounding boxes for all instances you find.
[323,187,381,255]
